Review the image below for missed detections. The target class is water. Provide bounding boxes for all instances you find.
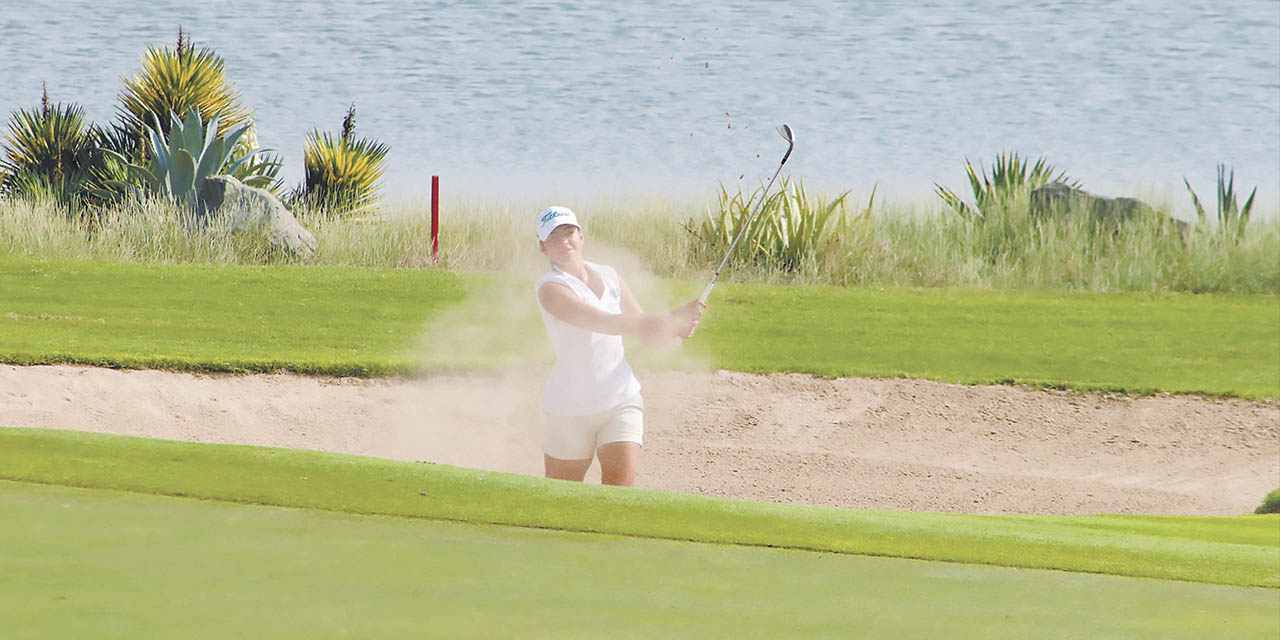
[2,1,1278,211]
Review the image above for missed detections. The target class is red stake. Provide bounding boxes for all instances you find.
[431,175,439,266]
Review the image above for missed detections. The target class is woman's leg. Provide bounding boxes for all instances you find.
[544,455,593,482]
[596,441,641,487]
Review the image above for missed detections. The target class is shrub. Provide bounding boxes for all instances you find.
[297,103,389,216]
[114,28,257,163]
[0,86,101,206]
[1255,489,1280,515]
[935,151,1078,221]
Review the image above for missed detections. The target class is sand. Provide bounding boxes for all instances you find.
[2,363,1275,516]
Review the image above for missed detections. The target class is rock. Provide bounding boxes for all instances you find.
[194,175,317,256]
[1029,182,1185,232]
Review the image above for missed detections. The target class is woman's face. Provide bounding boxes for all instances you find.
[540,224,583,263]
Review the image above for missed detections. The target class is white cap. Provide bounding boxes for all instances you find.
[536,206,580,242]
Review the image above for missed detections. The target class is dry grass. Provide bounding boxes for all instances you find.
[1,188,1276,294]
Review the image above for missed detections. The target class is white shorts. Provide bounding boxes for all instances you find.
[543,394,644,460]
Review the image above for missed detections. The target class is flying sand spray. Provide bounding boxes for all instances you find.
[698,123,795,304]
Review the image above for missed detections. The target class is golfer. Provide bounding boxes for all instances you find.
[534,206,704,486]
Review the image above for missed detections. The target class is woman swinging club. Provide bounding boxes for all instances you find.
[534,206,705,486]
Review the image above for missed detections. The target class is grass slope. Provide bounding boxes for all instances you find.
[4,481,1275,640]
[2,257,1276,396]
[0,257,464,375]
[3,428,1276,588]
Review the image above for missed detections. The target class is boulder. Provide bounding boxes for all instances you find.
[1029,182,1186,233]
[194,175,317,256]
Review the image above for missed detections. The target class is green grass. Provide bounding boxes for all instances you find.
[5,480,1276,640]
[3,427,1276,589]
[1,244,1276,635]
[701,282,1280,398]
[0,257,464,375]
[2,256,1277,397]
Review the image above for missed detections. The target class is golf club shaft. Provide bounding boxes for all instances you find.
[699,162,787,304]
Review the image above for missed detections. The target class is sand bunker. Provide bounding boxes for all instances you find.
[2,364,1275,516]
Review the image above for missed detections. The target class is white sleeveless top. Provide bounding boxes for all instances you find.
[535,261,642,416]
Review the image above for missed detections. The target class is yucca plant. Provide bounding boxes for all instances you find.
[694,176,853,274]
[0,87,101,205]
[298,103,389,216]
[935,151,1078,220]
[115,28,256,162]
[105,106,280,205]
[1184,165,1256,239]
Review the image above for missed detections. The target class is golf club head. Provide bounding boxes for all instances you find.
[777,123,795,165]
[777,123,794,144]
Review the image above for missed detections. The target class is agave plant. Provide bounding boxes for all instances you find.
[105,106,280,205]
[0,88,102,205]
[115,28,255,161]
[1184,165,1256,239]
[695,176,853,273]
[935,151,1078,220]
[297,104,389,216]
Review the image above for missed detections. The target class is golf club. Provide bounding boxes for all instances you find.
[699,123,795,304]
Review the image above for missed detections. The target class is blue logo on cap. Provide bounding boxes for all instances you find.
[541,210,569,223]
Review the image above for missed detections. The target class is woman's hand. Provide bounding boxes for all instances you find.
[672,299,706,340]
[635,299,706,347]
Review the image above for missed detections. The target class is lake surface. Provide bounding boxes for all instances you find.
[3,1,1278,209]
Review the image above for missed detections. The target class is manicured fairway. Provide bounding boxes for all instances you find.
[702,282,1280,398]
[2,257,1276,396]
[4,481,1276,639]
[0,257,465,375]
[4,428,1276,588]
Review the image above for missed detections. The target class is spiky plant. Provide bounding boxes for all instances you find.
[694,176,852,274]
[299,103,389,216]
[115,28,255,161]
[1184,165,1256,239]
[0,85,101,205]
[104,106,281,205]
[935,151,1078,220]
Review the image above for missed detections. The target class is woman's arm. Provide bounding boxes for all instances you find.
[619,273,705,341]
[538,277,705,345]
[538,282,664,337]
